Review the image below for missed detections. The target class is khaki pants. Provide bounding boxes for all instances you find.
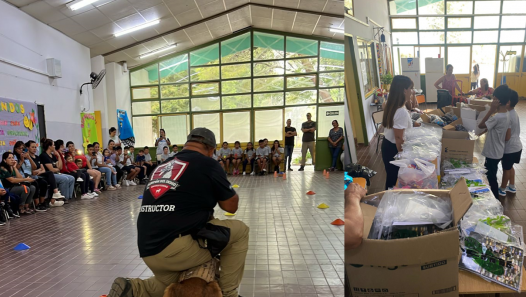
[130,219,249,297]
[301,141,315,166]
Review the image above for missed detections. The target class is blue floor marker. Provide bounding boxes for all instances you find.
[14,243,30,251]
[138,195,143,199]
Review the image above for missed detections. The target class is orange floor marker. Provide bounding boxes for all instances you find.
[323,169,327,176]
[274,171,278,177]
[331,219,345,226]
[325,172,330,179]
[283,172,286,180]
[306,190,316,195]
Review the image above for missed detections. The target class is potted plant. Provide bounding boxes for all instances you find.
[380,73,393,91]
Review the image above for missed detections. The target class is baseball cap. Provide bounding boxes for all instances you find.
[187,128,216,148]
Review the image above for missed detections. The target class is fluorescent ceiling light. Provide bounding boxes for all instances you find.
[330,28,344,34]
[140,45,177,59]
[115,20,160,37]
[67,0,99,10]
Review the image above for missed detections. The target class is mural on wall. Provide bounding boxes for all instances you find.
[80,113,99,152]
[0,97,40,156]
[117,109,135,146]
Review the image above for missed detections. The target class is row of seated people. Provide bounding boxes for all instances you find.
[212,139,285,176]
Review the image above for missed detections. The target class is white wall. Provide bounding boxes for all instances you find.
[345,0,391,142]
[0,1,93,147]
[91,55,109,147]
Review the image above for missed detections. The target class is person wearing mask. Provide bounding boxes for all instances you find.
[299,113,316,171]
[155,129,171,165]
[328,120,344,171]
[434,64,463,97]
[381,75,415,190]
[40,138,75,203]
[284,119,297,171]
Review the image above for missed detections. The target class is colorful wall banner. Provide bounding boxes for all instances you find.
[80,112,99,152]
[117,109,135,146]
[0,97,40,156]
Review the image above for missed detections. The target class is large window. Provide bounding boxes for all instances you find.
[130,30,344,146]
[389,0,526,84]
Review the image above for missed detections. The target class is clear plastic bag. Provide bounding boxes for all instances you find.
[391,158,438,189]
[368,191,453,240]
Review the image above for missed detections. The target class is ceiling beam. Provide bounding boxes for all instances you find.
[102,2,343,57]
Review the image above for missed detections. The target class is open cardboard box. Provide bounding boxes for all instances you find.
[346,179,472,297]
[469,98,492,107]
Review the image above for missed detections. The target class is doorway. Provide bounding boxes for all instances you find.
[496,44,526,96]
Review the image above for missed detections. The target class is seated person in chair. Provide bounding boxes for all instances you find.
[107,128,249,297]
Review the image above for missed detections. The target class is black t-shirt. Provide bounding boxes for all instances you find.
[137,150,237,258]
[302,121,317,142]
[285,127,296,146]
[31,155,41,169]
[39,153,58,171]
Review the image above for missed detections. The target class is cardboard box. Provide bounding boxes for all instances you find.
[421,108,446,124]
[443,119,463,131]
[346,180,472,297]
[469,98,492,106]
[441,130,475,163]
[445,106,460,118]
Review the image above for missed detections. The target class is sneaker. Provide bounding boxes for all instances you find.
[107,186,117,191]
[50,200,65,207]
[288,167,293,171]
[94,188,102,194]
[243,171,246,176]
[81,194,93,200]
[124,180,130,187]
[298,166,305,171]
[115,184,121,189]
[250,171,255,176]
[76,177,84,182]
[498,188,507,197]
[36,204,47,212]
[90,176,93,180]
[108,277,134,297]
[52,192,65,199]
[129,181,137,186]
[0,221,5,226]
[90,192,99,197]
[506,186,517,193]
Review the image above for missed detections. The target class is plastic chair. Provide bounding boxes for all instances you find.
[372,110,385,153]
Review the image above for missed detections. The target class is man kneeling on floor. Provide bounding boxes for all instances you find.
[108,128,249,297]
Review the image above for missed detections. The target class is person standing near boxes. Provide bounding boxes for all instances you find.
[478,84,512,199]
[499,89,522,196]
[299,113,316,171]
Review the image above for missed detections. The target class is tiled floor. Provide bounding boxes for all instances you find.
[0,165,344,297]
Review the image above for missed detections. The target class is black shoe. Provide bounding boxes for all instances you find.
[288,167,293,171]
[108,277,134,297]
[298,166,305,171]
[36,204,47,212]
[5,204,18,218]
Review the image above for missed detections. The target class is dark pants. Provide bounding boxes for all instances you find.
[33,178,48,198]
[471,82,478,90]
[242,158,255,172]
[284,145,294,168]
[144,163,154,177]
[382,139,399,190]
[329,146,342,168]
[485,157,501,199]
[115,166,124,182]
[65,171,90,194]
[38,171,57,199]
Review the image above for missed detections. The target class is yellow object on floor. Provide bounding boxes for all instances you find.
[317,203,329,209]
[232,184,239,188]
[225,212,236,216]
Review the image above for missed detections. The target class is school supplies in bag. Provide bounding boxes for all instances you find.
[391,158,438,189]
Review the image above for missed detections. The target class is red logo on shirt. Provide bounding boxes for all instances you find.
[147,158,188,199]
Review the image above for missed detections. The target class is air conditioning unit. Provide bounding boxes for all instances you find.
[46,58,62,78]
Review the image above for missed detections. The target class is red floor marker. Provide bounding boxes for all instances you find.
[331,219,344,226]
[306,191,316,195]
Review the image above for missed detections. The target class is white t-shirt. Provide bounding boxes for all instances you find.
[505,109,522,154]
[110,135,121,145]
[117,154,133,168]
[383,107,412,144]
[482,112,510,159]
[256,146,271,157]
